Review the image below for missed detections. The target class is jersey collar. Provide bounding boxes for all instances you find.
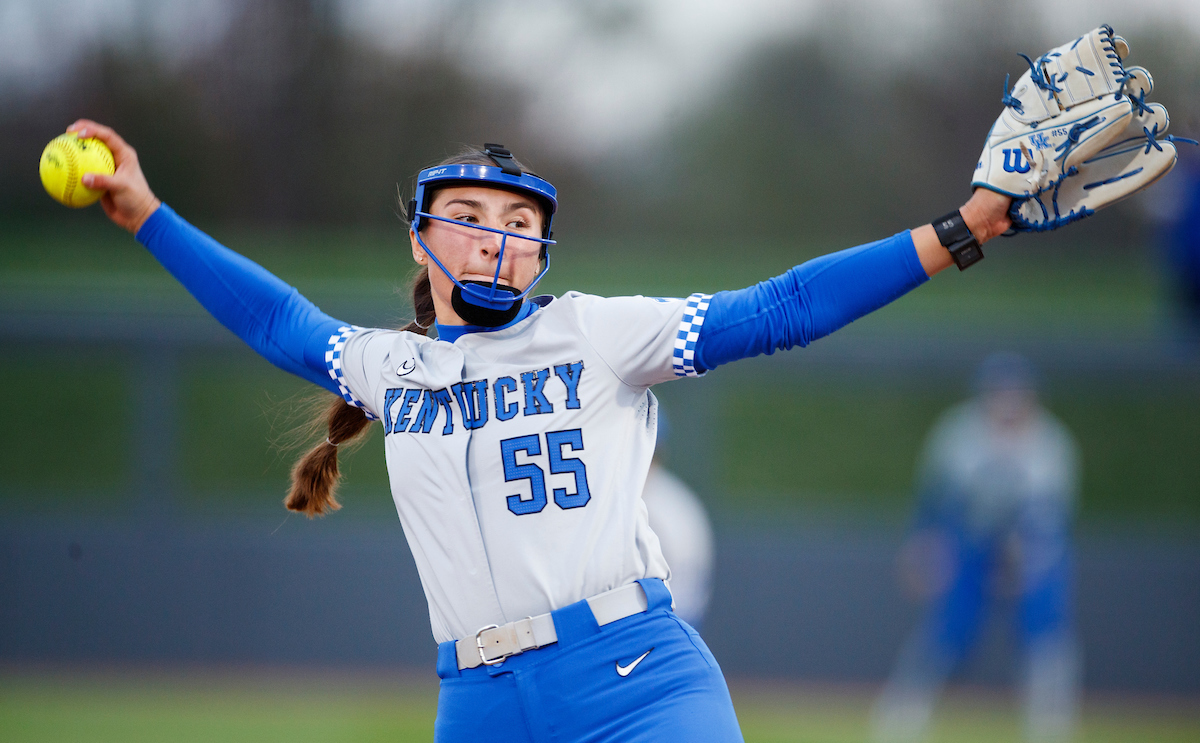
[435,298,547,343]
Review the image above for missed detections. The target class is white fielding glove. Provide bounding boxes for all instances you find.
[973,25,1196,232]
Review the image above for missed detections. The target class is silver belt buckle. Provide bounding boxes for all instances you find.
[475,624,505,666]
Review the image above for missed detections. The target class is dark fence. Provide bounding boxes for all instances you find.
[2,303,1199,693]
[2,515,1197,693]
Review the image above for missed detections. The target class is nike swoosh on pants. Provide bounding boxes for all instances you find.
[615,648,653,677]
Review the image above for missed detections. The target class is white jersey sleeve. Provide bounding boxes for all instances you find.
[559,291,713,388]
[323,325,411,421]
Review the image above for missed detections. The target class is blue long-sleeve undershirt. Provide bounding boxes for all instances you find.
[136,204,345,394]
[136,204,928,389]
[695,231,928,372]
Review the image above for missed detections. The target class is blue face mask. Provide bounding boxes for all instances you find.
[408,148,558,326]
[414,211,554,326]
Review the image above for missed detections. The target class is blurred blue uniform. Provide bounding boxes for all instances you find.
[871,355,1080,743]
[1162,153,1200,335]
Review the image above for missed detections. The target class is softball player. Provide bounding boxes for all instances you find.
[74,118,1008,740]
[70,26,1191,740]
[870,354,1080,743]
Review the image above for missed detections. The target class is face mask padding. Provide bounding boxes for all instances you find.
[452,281,524,327]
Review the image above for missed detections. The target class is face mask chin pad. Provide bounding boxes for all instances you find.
[451,280,523,327]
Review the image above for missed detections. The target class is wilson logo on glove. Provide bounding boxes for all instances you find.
[1002,149,1033,174]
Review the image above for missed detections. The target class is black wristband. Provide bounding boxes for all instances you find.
[932,210,984,271]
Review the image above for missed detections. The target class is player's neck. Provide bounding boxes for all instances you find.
[435,301,537,342]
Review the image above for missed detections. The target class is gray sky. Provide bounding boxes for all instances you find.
[5,0,1199,154]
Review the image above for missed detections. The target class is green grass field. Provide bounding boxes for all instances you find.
[2,669,1196,743]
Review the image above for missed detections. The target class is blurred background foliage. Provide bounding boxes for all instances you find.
[3,0,1198,239]
[2,0,1199,526]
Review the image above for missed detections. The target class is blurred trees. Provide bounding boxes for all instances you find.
[618,5,1200,245]
[3,0,1198,247]
[1,0,563,226]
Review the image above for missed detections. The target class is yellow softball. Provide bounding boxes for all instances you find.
[39,132,115,208]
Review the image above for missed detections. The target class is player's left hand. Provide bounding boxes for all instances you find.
[960,187,1012,241]
[973,25,1196,232]
[66,119,161,233]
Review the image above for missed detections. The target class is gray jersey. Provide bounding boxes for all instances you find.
[331,291,711,644]
[919,401,1080,537]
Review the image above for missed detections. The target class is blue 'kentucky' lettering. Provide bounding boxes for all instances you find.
[383,360,586,436]
[521,369,554,415]
[553,362,584,409]
[394,389,423,433]
[452,380,490,430]
[408,390,441,434]
[1002,148,1032,173]
[432,388,455,435]
[382,388,403,434]
[494,376,519,421]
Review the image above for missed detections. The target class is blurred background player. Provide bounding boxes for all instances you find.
[642,409,715,629]
[1157,150,1200,341]
[870,353,1081,743]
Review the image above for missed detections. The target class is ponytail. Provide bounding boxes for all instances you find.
[285,396,372,517]
[284,266,436,517]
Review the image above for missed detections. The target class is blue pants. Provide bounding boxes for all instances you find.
[434,579,744,743]
[926,532,1073,662]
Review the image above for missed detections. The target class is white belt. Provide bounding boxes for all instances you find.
[455,582,651,671]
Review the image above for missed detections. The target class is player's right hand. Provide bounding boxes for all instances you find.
[66,119,161,234]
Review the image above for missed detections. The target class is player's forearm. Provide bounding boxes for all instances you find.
[913,189,1014,276]
[136,204,344,392]
[694,230,927,371]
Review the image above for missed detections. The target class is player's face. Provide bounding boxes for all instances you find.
[411,185,545,323]
[983,387,1037,429]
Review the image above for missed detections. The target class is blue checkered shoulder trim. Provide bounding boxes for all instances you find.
[672,293,712,378]
[324,325,378,420]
